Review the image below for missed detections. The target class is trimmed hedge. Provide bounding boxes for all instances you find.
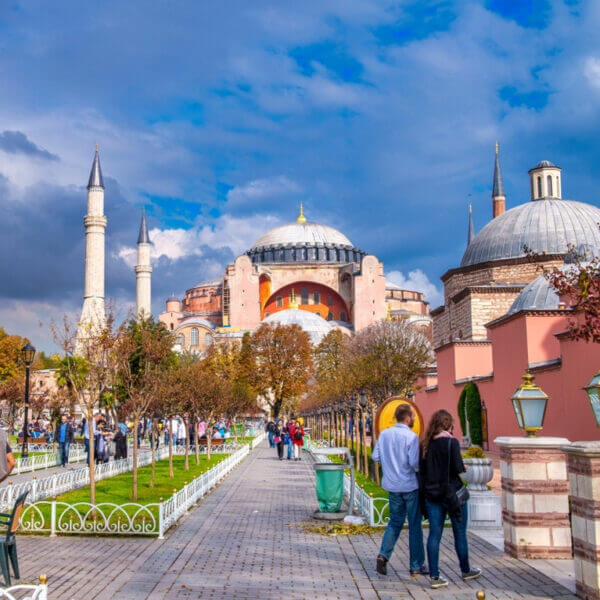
[457,382,483,446]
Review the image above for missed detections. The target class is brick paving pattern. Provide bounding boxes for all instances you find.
[12,442,576,599]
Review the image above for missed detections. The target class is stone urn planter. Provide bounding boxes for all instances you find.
[463,458,494,491]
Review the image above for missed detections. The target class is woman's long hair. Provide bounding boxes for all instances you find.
[421,409,454,457]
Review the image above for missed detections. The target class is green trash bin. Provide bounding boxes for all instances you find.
[314,463,345,513]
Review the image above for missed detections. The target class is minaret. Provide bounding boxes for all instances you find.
[78,144,107,339]
[135,207,152,319]
[492,142,506,218]
[467,204,475,246]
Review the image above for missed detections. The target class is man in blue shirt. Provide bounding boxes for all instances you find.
[372,403,427,576]
[55,414,74,467]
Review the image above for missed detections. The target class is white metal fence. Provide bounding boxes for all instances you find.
[250,431,266,449]
[12,446,87,475]
[18,444,250,537]
[0,576,47,600]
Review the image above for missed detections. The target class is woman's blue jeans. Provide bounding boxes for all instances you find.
[379,489,425,570]
[425,499,470,578]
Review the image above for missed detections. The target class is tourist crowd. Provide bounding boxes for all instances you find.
[265,418,305,460]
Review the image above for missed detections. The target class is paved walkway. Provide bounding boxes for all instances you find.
[13,442,576,599]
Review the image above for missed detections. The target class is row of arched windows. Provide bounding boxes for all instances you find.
[175,328,213,348]
[535,174,560,198]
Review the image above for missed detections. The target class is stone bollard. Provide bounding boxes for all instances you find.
[563,441,600,600]
[495,437,571,559]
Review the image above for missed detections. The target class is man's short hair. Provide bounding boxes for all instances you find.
[395,404,413,423]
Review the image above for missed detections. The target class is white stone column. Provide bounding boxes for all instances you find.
[564,441,600,599]
[135,240,152,318]
[495,436,571,559]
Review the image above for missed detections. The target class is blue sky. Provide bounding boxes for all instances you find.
[1,0,599,351]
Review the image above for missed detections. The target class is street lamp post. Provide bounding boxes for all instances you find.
[20,342,36,459]
[584,371,600,427]
[510,372,548,437]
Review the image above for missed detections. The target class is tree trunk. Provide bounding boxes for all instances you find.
[194,415,199,466]
[88,410,96,505]
[168,417,174,478]
[371,402,380,485]
[206,426,212,460]
[361,408,368,477]
[355,403,361,475]
[150,417,157,488]
[184,417,189,471]
[132,417,139,501]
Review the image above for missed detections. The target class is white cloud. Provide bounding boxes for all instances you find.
[386,269,443,307]
[227,176,301,206]
[117,213,282,267]
[584,57,600,90]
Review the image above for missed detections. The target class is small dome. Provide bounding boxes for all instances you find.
[251,221,352,249]
[167,295,179,302]
[507,276,559,315]
[461,199,600,267]
[261,309,332,344]
[535,160,556,168]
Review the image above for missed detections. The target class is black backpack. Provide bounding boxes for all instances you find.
[294,430,302,441]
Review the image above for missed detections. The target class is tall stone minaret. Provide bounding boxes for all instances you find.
[78,144,107,338]
[492,141,506,218]
[135,207,152,319]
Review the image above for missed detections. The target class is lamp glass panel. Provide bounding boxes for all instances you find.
[511,398,524,428]
[587,386,600,426]
[520,398,547,429]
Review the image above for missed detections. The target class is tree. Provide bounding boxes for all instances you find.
[0,376,24,434]
[53,313,118,505]
[0,328,28,382]
[114,317,175,500]
[251,323,313,418]
[458,382,482,446]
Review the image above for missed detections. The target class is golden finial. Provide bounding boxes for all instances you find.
[476,592,486,600]
[386,303,392,321]
[40,574,47,585]
[289,288,299,309]
[495,141,499,155]
[95,142,99,152]
[297,201,307,224]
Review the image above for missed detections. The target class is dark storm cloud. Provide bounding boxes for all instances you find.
[0,131,59,161]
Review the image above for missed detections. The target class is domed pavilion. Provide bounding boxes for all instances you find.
[159,203,430,350]
[432,150,600,347]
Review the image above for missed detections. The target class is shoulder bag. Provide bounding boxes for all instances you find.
[446,438,469,508]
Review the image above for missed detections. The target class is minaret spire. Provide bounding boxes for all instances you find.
[78,145,107,343]
[492,141,506,218]
[467,204,475,246]
[297,201,307,224]
[135,207,153,319]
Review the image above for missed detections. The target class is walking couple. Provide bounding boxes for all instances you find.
[373,405,481,589]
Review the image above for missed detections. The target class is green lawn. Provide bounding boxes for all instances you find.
[23,453,230,535]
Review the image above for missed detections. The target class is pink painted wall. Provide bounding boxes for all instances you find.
[415,312,600,451]
[353,255,386,331]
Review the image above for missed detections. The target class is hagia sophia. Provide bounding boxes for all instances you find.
[157,203,431,348]
[76,143,600,445]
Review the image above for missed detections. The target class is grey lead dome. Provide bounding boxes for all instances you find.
[507,275,559,315]
[251,221,353,249]
[461,199,600,267]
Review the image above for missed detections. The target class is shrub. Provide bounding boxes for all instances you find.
[457,382,483,446]
[463,445,486,459]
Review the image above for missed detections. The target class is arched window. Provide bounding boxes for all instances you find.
[301,287,309,305]
[190,327,199,346]
[547,175,553,197]
[176,333,184,346]
[315,311,321,317]
[313,291,320,304]
[327,295,333,306]
[276,296,283,308]
[205,333,213,346]
[170,323,174,330]
[340,311,347,321]
[327,312,333,321]
[537,176,542,198]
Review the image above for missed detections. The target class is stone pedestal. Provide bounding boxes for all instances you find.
[464,458,502,528]
[495,436,571,559]
[564,441,600,600]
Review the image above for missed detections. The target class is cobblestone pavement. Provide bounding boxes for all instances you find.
[14,442,576,599]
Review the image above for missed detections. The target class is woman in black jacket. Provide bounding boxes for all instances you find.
[420,409,481,589]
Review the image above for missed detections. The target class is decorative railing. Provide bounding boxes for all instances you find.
[0,575,47,599]
[16,443,85,454]
[12,447,87,475]
[304,438,388,526]
[18,444,250,537]
[250,432,266,449]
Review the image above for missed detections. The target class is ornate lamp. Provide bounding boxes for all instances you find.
[510,373,548,437]
[584,371,600,427]
[20,342,36,458]
[21,343,36,366]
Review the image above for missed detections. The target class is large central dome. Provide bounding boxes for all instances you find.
[251,221,353,249]
[461,199,600,267]
[247,207,365,265]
